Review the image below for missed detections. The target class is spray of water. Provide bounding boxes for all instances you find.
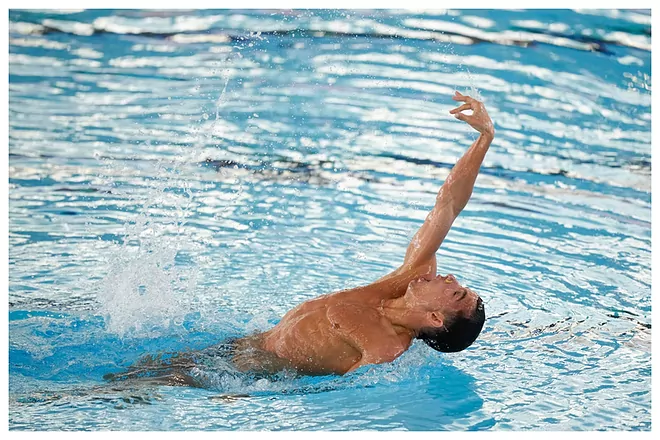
[94,48,242,338]
[94,154,200,336]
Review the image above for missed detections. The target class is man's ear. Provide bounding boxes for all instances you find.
[429,311,444,328]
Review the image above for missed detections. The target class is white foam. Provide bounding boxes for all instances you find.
[94,143,203,338]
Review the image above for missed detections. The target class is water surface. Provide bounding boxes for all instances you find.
[9,8,651,430]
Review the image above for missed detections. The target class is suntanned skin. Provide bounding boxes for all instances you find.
[228,92,495,376]
[106,92,495,384]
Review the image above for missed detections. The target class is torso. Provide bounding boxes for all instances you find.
[231,260,436,375]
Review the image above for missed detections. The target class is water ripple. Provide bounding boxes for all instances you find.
[9,8,650,431]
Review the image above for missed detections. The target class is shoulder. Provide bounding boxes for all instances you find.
[326,304,402,351]
[325,303,391,340]
[326,302,380,328]
[327,304,409,367]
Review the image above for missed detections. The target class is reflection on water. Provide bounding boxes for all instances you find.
[9,8,651,430]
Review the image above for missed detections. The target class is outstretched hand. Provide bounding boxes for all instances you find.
[449,91,495,137]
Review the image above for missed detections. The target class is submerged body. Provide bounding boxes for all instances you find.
[106,92,491,384]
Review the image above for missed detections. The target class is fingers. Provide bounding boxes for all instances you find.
[452,91,470,102]
[453,112,472,122]
[452,91,476,103]
[449,103,472,114]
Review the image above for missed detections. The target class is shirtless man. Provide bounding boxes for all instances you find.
[106,91,492,383]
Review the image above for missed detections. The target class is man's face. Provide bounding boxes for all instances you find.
[405,274,480,320]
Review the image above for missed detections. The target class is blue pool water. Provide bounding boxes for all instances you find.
[8,9,651,430]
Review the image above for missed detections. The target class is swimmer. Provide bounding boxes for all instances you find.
[106,91,493,383]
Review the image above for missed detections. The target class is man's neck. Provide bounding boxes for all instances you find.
[379,296,418,339]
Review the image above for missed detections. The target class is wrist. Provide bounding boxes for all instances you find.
[479,128,495,140]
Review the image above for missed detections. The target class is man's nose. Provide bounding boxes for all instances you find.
[444,274,456,283]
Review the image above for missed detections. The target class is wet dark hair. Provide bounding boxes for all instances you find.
[417,297,485,353]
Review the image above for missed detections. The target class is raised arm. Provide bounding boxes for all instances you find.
[390,92,495,274]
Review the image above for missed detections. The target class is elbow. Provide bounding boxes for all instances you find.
[436,186,463,217]
[453,194,470,214]
[435,184,452,206]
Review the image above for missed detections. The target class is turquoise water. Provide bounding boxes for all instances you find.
[9,9,651,430]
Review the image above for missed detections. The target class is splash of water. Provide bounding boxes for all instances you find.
[97,239,196,337]
[94,138,201,338]
[92,52,245,338]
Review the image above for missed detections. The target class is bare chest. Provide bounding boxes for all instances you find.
[261,304,361,374]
